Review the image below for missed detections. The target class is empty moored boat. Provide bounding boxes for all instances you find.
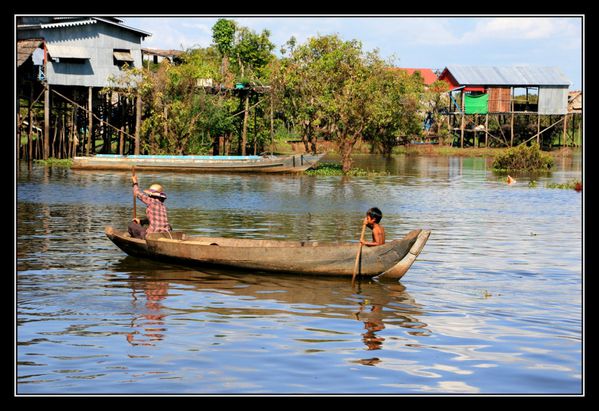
[73,154,325,173]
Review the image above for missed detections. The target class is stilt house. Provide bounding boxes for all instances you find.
[17,16,151,160]
[438,65,577,148]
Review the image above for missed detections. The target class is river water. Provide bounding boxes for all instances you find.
[16,153,583,396]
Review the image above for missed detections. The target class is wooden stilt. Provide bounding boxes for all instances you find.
[44,83,50,160]
[510,113,514,147]
[563,113,568,147]
[28,86,33,162]
[485,114,489,147]
[537,114,541,146]
[135,92,141,155]
[460,92,465,148]
[17,92,22,162]
[87,86,92,155]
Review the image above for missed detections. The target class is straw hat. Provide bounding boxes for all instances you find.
[144,183,167,199]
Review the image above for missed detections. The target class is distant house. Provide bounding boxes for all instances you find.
[142,48,184,65]
[17,16,151,88]
[568,90,582,113]
[394,68,439,87]
[438,65,571,114]
[388,67,439,89]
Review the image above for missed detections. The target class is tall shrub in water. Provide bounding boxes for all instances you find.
[492,142,554,171]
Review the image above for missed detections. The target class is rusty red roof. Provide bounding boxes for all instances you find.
[392,68,439,85]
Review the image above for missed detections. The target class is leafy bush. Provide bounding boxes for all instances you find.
[492,142,554,171]
[546,180,582,191]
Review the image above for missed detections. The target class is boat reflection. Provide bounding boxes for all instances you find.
[112,257,428,358]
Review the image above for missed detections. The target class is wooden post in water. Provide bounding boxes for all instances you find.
[44,83,50,160]
[17,95,21,163]
[28,85,33,162]
[86,86,92,156]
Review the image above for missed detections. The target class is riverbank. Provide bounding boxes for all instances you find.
[280,139,580,159]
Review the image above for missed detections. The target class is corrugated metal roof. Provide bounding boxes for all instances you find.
[40,18,96,29]
[20,17,151,38]
[445,65,571,87]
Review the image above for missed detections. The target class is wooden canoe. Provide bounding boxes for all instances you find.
[105,226,431,280]
[73,154,325,173]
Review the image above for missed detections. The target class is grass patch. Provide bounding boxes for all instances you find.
[305,162,388,176]
[33,158,73,167]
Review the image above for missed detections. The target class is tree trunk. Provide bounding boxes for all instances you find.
[302,121,311,153]
[310,133,318,155]
[241,93,249,156]
[341,138,354,174]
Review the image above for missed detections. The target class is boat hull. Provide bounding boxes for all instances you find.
[105,226,430,280]
[73,154,324,173]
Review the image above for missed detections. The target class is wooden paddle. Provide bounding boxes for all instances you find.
[132,166,137,220]
[352,219,367,285]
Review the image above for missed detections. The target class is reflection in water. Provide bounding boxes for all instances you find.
[351,282,428,365]
[356,303,385,351]
[126,279,169,346]
[115,259,426,361]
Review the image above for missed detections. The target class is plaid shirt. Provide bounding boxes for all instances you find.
[134,185,171,233]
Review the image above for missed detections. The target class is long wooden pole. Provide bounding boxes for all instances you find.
[132,166,137,220]
[135,92,142,155]
[352,220,367,285]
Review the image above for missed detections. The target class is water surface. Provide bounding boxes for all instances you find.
[16,153,583,395]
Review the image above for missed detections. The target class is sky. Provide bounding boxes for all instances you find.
[119,15,583,90]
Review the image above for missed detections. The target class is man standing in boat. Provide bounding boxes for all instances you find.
[129,175,172,239]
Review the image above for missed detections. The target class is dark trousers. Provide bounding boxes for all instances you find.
[128,221,147,239]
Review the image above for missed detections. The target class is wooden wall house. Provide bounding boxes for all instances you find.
[438,65,577,148]
[17,16,151,161]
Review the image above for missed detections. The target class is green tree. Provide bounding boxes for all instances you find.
[363,67,424,154]
[212,20,275,155]
[285,35,388,172]
[212,18,236,87]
